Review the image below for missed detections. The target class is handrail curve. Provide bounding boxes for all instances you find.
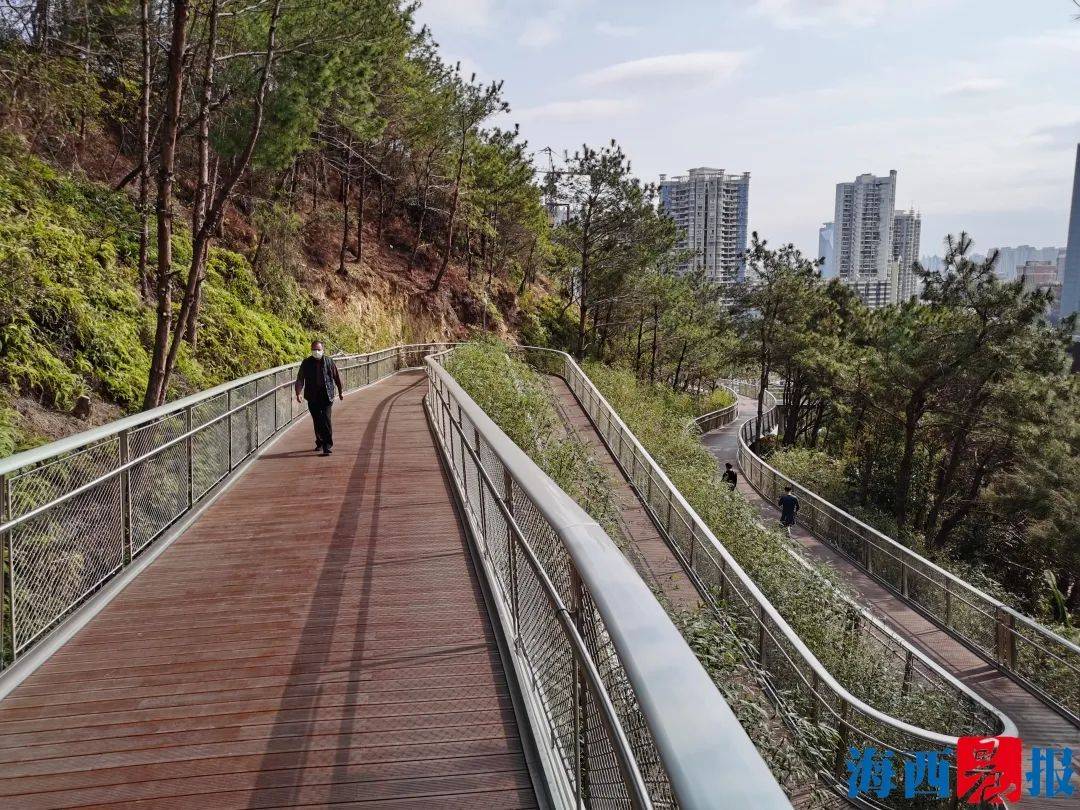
[514,346,1017,808]
[425,348,789,810]
[734,391,1080,727]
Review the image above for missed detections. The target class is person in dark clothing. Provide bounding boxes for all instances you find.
[722,463,738,491]
[294,341,344,456]
[778,485,800,536]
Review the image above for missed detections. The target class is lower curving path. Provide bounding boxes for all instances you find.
[547,377,700,612]
[702,395,1080,809]
[0,371,538,809]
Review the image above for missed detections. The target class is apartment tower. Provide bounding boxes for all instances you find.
[1062,144,1080,321]
[659,168,750,284]
[833,170,898,308]
[892,208,922,303]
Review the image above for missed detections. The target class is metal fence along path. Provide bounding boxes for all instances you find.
[0,345,790,809]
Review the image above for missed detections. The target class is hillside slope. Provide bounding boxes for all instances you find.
[0,137,525,455]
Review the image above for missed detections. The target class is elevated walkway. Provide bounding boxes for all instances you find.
[0,372,539,808]
[702,393,1080,809]
[0,347,789,809]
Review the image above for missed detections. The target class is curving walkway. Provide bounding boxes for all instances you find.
[0,372,538,809]
[547,377,700,612]
[702,395,1080,809]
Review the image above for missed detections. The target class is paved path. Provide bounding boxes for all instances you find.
[0,372,538,809]
[702,395,1080,809]
[548,377,700,612]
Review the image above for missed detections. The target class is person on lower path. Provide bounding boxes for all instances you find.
[294,340,344,456]
[778,485,800,536]
[722,462,738,491]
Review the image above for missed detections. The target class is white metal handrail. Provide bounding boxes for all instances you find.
[0,343,452,667]
[426,348,790,810]
[515,347,1016,808]
[736,396,1080,727]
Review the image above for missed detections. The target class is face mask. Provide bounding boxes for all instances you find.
[312,349,324,359]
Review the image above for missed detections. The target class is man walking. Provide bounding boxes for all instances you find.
[778,485,800,536]
[722,462,738,491]
[295,341,344,456]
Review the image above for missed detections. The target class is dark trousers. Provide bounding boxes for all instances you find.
[308,398,333,449]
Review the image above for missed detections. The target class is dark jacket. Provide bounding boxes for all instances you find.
[295,355,343,403]
[722,468,738,490]
[778,493,800,525]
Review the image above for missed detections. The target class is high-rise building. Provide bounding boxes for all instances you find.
[818,222,835,278]
[892,209,922,302]
[1019,259,1063,323]
[659,168,750,284]
[833,170,897,308]
[1062,145,1080,321]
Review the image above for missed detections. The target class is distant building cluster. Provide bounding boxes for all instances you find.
[650,144,1080,328]
[819,170,921,309]
[659,168,750,284]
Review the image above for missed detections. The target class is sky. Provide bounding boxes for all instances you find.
[413,0,1080,258]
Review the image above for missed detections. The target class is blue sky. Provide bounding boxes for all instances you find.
[414,0,1080,258]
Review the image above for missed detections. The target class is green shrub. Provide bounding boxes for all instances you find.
[585,362,983,739]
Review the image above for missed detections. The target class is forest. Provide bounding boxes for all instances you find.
[0,0,1076,625]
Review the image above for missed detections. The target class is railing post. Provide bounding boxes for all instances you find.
[119,429,132,565]
[944,579,952,627]
[901,650,914,698]
[227,390,234,471]
[901,562,909,598]
[503,469,519,636]
[995,607,1016,669]
[185,406,194,508]
[474,426,486,546]
[757,603,767,666]
[569,565,587,802]
[0,473,10,666]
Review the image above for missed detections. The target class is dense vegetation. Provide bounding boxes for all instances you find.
[0,0,557,447]
[734,233,1079,622]
[444,340,831,801]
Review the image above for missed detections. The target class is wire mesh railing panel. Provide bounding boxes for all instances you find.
[0,344,448,672]
[129,412,189,553]
[7,438,124,653]
[192,393,230,500]
[737,401,1080,725]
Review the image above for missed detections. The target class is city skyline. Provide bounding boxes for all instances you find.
[415,1,1080,258]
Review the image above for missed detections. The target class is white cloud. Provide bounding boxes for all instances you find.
[513,98,641,123]
[751,0,888,29]
[595,21,641,38]
[938,77,1007,97]
[751,0,949,29]
[414,0,494,33]
[577,51,750,89]
[1031,120,1080,151]
[519,17,561,49]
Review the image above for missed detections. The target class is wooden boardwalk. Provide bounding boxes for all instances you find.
[702,395,1080,809]
[0,372,538,809]
[548,377,700,612]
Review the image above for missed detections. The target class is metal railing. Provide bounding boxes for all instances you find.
[0,343,452,670]
[425,349,790,810]
[689,385,739,434]
[516,348,1015,808]
[736,397,1080,727]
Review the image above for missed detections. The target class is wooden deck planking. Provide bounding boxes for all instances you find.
[702,395,1080,809]
[0,371,537,809]
[548,377,701,611]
